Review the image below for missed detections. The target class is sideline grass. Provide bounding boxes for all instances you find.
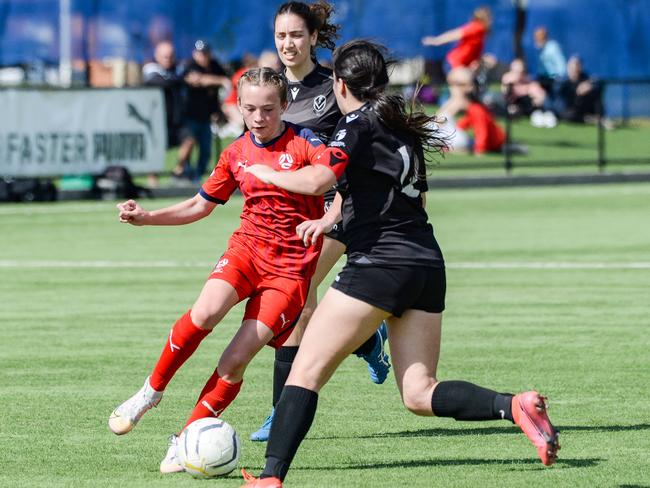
[1,183,649,487]
[145,116,650,187]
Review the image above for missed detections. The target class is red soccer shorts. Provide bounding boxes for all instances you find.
[208,245,309,348]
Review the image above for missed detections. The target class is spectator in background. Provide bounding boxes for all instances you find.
[533,27,566,95]
[439,67,506,155]
[421,6,492,72]
[475,52,509,109]
[221,52,258,137]
[528,27,567,128]
[558,55,604,124]
[142,40,194,187]
[174,40,231,182]
[501,58,547,116]
[258,49,282,71]
[259,50,281,73]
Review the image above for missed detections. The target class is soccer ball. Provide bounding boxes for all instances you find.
[177,417,241,478]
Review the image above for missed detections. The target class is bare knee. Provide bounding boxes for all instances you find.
[190,304,229,330]
[401,380,438,416]
[287,356,332,392]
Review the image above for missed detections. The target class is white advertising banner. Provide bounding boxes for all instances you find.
[0,88,167,177]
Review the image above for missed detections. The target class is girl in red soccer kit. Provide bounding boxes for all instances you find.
[242,40,559,487]
[108,67,332,473]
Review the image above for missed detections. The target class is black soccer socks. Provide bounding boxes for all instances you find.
[272,346,299,407]
[431,380,513,422]
[263,385,318,481]
[352,330,377,356]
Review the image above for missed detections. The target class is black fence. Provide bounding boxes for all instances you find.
[434,79,650,175]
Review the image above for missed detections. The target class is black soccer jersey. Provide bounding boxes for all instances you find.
[282,64,341,144]
[319,103,444,268]
[282,63,342,215]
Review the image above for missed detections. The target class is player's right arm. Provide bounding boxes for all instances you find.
[116,194,217,226]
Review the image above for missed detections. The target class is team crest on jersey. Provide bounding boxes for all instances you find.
[290,87,300,100]
[346,113,359,123]
[313,95,327,115]
[279,152,294,170]
[335,129,347,141]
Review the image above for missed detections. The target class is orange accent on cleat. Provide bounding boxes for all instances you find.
[240,469,283,487]
[242,469,256,482]
[512,391,560,466]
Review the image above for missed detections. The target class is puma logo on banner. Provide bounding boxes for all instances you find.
[127,102,156,143]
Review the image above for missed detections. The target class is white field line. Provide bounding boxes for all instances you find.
[0,260,649,269]
[0,203,112,216]
[0,260,209,268]
[449,262,650,269]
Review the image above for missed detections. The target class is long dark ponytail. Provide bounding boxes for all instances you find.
[332,40,447,170]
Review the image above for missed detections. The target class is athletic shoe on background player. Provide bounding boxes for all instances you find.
[250,408,275,442]
[358,321,391,384]
[250,323,391,442]
[512,391,560,465]
[108,376,163,435]
[159,433,184,473]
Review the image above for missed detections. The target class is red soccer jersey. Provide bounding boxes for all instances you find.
[457,102,506,154]
[201,123,326,279]
[447,20,487,68]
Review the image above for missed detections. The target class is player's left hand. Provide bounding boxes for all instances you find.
[245,164,275,183]
[296,218,333,246]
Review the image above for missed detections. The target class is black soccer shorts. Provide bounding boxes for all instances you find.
[331,262,446,317]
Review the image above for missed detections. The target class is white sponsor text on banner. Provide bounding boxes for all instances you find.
[0,88,167,176]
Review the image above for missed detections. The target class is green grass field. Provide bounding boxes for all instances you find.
[147,116,650,187]
[1,183,649,487]
[437,117,650,176]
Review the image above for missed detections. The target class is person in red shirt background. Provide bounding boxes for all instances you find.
[456,100,506,154]
[222,51,281,136]
[422,6,492,71]
[107,67,329,474]
[438,66,506,155]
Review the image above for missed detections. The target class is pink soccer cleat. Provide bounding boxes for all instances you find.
[512,391,560,466]
[240,469,283,487]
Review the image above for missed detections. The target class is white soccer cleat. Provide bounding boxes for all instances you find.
[160,433,184,474]
[108,376,163,435]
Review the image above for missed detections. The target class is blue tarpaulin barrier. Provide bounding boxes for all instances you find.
[1,0,649,80]
[0,0,648,116]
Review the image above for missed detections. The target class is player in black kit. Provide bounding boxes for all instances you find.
[250,1,391,443]
[242,40,560,487]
